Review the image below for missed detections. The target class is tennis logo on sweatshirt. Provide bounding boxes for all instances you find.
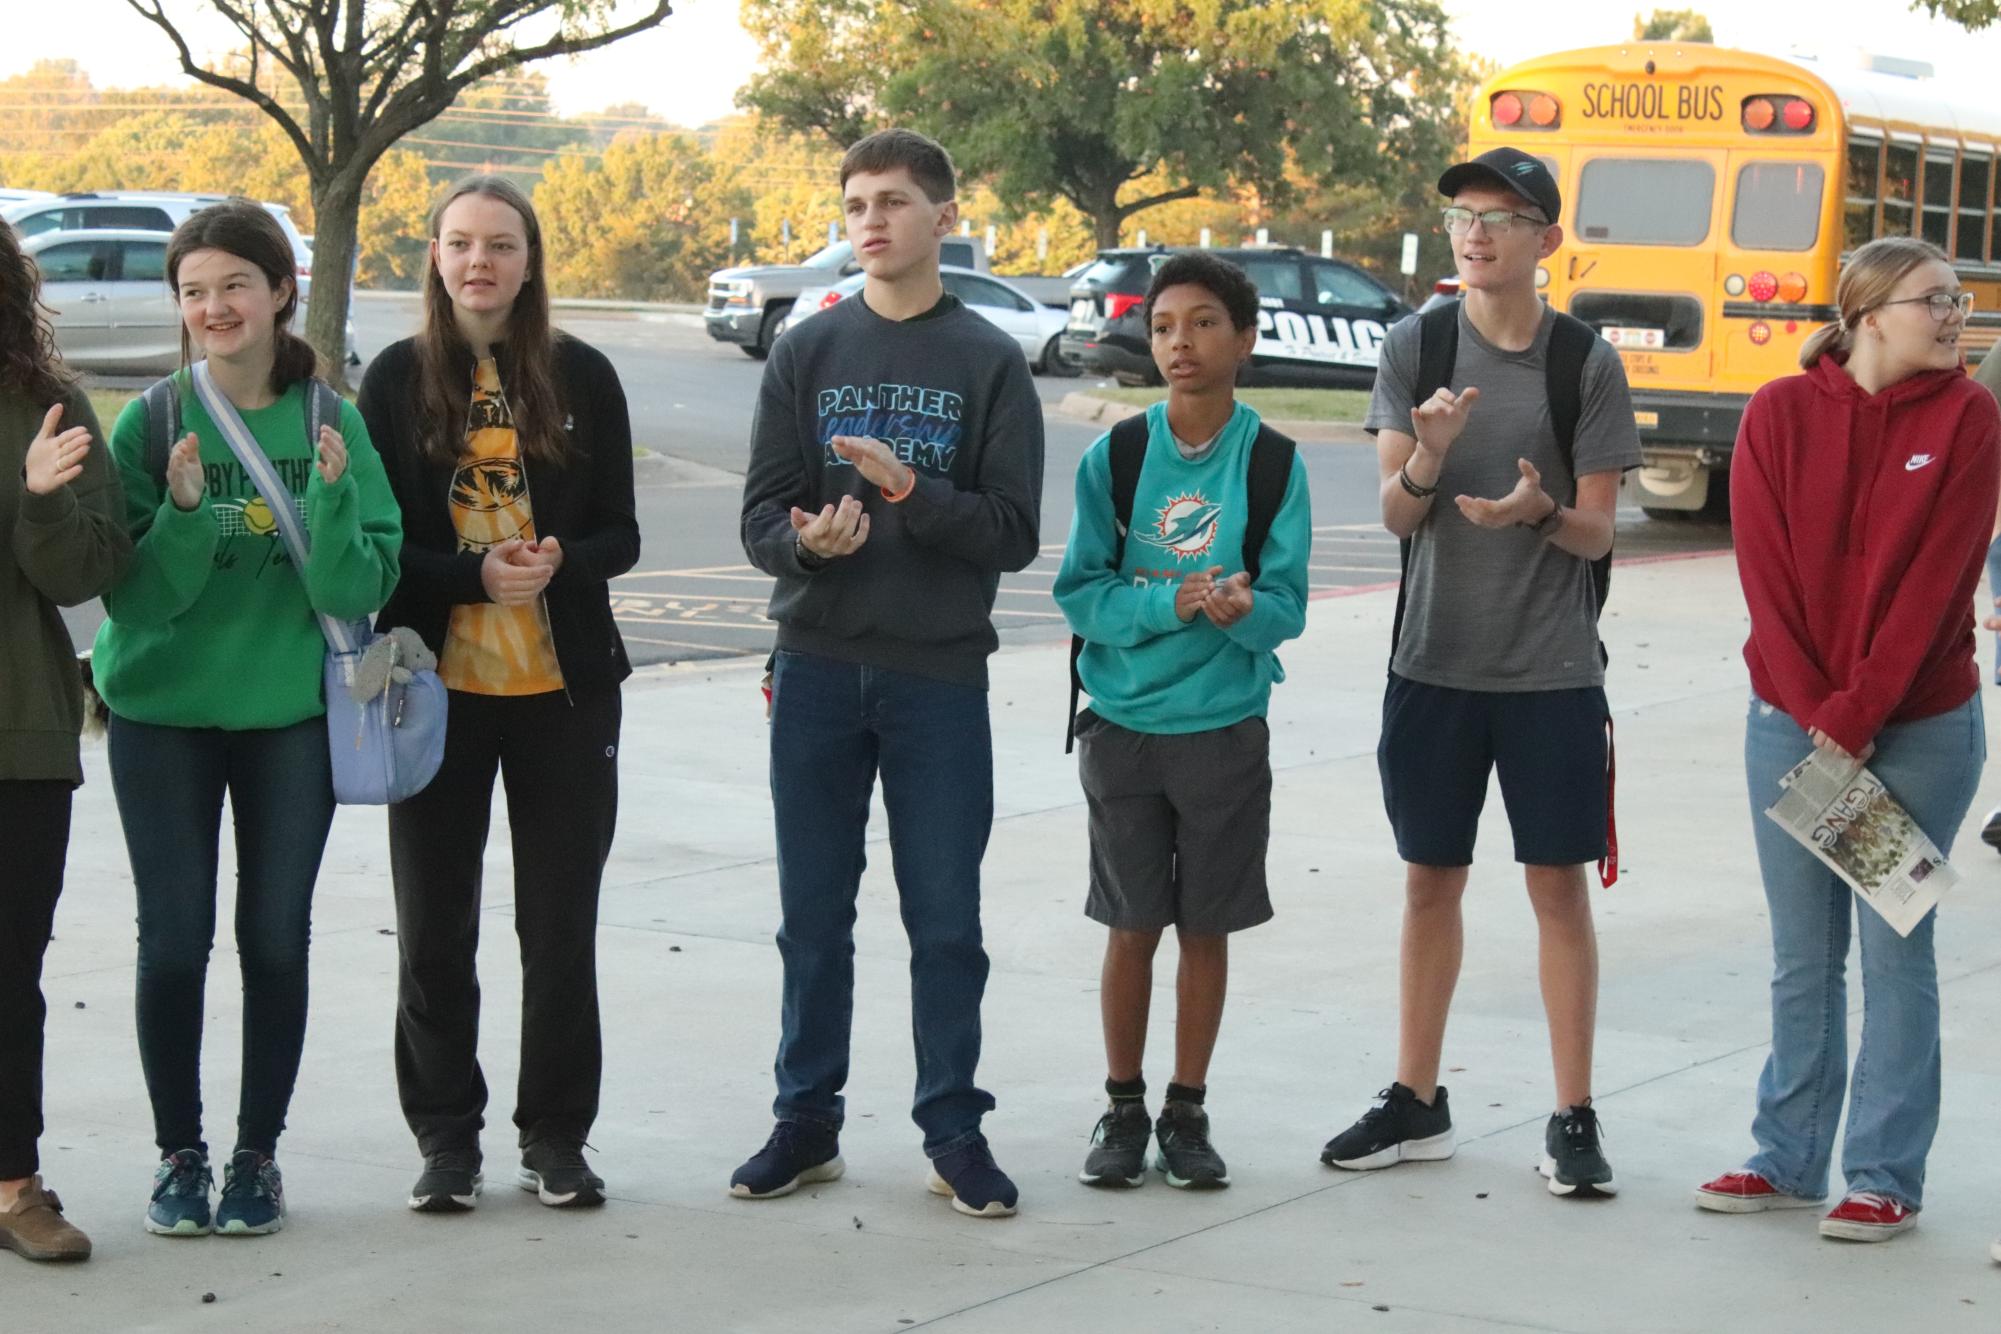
[1135,491,1223,561]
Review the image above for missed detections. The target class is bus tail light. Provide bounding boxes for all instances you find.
[1743,94,1816,135]
[1748,271,1779,302]
[1777,272,1808,304]
[1491,90,1558,130]
[1725,274,1747,297]
[1749,322,1773,346]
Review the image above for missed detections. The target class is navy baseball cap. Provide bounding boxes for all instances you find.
[1438,148,1562,225]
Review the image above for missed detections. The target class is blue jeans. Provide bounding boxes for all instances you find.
[108,715,335,1158]
[1742,692,1985,1209]
[767,650,996,1157]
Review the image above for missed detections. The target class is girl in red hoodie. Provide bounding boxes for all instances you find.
[1695,237,1999,1246]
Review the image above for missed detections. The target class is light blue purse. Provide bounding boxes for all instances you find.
[190,361,446,804]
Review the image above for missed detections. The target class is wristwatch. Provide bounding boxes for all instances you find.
[1527,495,1564,537]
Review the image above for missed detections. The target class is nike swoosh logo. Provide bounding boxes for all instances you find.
[1905,455,1936,471]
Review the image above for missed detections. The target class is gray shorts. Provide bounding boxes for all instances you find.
[1075,710,1274,935]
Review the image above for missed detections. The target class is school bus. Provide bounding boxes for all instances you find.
[1467,45,2001,515]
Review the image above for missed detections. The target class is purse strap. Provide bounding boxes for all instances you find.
[188,360,361,656]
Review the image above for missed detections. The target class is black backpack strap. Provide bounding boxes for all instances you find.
[1544,311,1611,656]
[1068,414,1152,752]
[1241,424,1296,584]
[142,375,181,486]
[1393,305,1461,659]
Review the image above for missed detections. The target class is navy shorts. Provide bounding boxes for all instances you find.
[1377,673,1610,868]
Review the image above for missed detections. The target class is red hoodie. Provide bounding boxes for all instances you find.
[1732,355,2001,756]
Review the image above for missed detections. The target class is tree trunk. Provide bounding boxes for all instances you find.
[304,175,366,390]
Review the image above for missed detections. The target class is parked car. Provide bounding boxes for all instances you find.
[1061,245,1411,388]
[24,228,184,374]
[0,188,55,208]
[780,266,1080,376]
[706,237,1078,360]
[4,191,359,364]
[1418,274,1462,313]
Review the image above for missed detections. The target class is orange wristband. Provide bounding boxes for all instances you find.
[882,469,918,504]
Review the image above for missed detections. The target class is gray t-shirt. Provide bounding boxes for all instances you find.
[1365,304,1641,691]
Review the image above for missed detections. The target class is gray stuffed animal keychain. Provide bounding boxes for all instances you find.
[348,626,438,703]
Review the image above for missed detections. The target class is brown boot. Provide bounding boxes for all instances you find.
[0,1177,92,1262]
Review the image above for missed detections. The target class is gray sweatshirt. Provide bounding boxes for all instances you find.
[739,292,1045,687]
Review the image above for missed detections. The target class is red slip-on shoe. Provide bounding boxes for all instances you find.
[1819,1192,1918,1241]
[1694,1169,1822,1214]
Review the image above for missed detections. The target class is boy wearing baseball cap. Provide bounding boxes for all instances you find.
[1320,147,1640,1197]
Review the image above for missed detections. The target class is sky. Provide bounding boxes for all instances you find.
[5,0,2001,126]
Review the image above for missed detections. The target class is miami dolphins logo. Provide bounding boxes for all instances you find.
[1136,491,1222,561]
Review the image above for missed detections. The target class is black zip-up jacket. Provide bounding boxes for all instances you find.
[358,334,639,694]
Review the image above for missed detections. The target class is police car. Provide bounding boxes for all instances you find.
[1060,245,1412,388]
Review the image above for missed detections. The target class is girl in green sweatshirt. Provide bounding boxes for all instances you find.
[92,201,400,1240]
[0,221,130,1265]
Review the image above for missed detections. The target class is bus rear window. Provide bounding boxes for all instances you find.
[1575,159,1715,245]
[1732,163,1824,251]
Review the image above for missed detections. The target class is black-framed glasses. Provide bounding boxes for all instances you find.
[1440,206,1549,236]
[1874,291,1975,321]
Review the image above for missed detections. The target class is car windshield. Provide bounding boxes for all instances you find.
[802,241,853,270]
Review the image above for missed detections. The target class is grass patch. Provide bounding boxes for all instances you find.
[1089,385,1370,424]
[85,388,139,429]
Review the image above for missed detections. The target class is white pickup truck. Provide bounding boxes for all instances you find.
[704,237,1076,358]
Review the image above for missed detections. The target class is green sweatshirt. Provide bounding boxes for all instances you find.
[1,384,132,783]
[92,372,402,731]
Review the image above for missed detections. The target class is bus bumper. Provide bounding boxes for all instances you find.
[1627,391,1747,513]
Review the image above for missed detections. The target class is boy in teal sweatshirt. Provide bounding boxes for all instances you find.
[1054,253,1311,1190]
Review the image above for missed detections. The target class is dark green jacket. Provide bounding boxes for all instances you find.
[1,384,131,784]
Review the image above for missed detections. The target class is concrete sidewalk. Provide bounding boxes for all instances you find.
[16,552,2001,1332]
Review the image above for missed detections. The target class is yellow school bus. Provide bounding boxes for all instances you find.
[1468,45,2001,514]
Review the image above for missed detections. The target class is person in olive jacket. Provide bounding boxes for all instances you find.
[0,221,131,1263]
[358,175,639,1216]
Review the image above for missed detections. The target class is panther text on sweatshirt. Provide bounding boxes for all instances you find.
[738,292,1045,688]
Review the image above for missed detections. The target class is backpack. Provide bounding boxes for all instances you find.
[143,372,344,486]
[1065,411,1296,752]
[1390,302,1609,662]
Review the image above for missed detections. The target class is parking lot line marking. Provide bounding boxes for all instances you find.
[615,564,760,579]
[619,633,763,653]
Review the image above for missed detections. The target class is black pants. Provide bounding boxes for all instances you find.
[388,686,620,1156]
[0,781,72,1179]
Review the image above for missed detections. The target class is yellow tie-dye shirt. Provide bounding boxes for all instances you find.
[440,358,566,695]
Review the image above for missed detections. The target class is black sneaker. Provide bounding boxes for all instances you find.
[409,1147,483,1213]
[1077,1102,1151,1188]
[1540,1102,1617,1198]
[1320,1083,1455,1171]
[926,1134,1018,1218]
[729,1121,844,1200]
[517,1138,605,1208]
[1154,1101,1229,1189]
[1981,807,2001,852]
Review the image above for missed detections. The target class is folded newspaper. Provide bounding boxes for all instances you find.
[1765,749,1957,937]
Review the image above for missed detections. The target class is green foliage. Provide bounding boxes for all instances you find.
[1915,0,1999,27]
[1633,9,1714,41]
[536,132,751,300]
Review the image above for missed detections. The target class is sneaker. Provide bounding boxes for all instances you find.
[1321,1083,1455,1171]
[1819,1192,1918,1241]
[408,1147,484,1213]
[0,1176,92,1262]
[1694,1169,1822,1214]
[1540,1103,1617,1198]
[517,1138,605,1208]
[926,1135,1018,1218]
[1154,1101,1230,1189]
[729,1121,844,1200]
[1982,807,2001,853]
[1078,1101,1151,1188]
[144,1149,214,1237]
[215,1152,285,1236]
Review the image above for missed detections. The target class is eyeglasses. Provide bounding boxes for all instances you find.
[1440,206,1549,236]
[1873,291,1975,321]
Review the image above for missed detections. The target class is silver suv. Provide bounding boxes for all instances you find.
[4,191,358,364]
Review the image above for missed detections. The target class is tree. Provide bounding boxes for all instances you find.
[535,132,747,300]
[355,148,437,288]
[126,0,674,382]
[739,0,1470,252]
[1633,9,1714,41]
[1917,0,1999,27]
